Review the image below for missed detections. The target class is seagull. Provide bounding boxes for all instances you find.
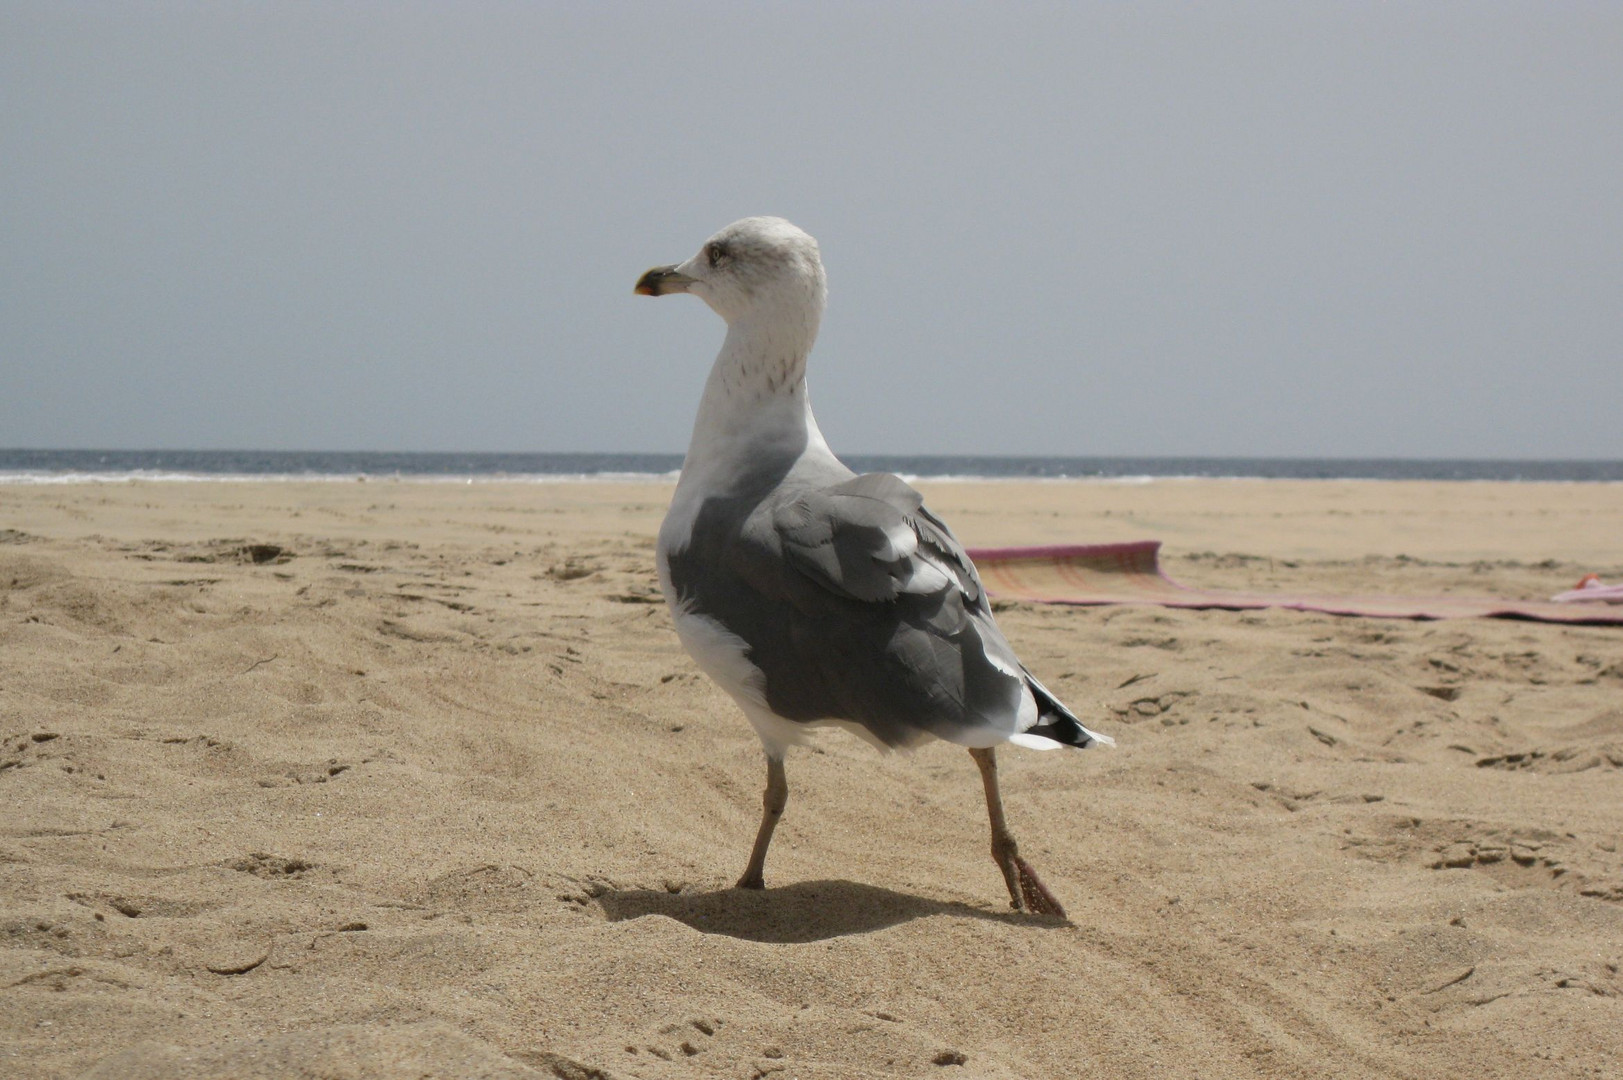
[635,217,1112,916]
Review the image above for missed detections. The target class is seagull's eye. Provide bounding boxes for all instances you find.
[705,242,726,268]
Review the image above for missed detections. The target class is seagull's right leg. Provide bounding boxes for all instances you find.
[969,747,1067,918]
[736,754,787,890]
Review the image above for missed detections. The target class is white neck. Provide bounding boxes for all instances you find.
[679,299,831,479]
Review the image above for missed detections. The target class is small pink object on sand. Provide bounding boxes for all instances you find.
[1551,573,1623,605]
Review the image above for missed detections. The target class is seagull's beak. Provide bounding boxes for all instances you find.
[634,265,696,296]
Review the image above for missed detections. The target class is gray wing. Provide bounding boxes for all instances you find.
[723,472,1026,746]
[771,472,984,607]
[667,471,1106,749]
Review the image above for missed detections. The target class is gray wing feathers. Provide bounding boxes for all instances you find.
[757,472,1022,744]
[774,473,981,606]
[672,470,1033,746]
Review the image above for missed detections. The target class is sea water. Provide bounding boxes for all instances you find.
[2,449,1619,484]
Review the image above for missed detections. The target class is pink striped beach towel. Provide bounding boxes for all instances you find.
[965,541,1623,625]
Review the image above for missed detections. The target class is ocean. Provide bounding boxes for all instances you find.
[2,449,1619,484]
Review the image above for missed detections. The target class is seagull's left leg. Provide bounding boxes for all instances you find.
[736,754,787,890]
[969,747,1067,918]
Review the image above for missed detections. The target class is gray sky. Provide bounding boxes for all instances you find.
[3,3,1619,459]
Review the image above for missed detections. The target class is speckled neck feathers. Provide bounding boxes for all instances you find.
[682,264,829,476]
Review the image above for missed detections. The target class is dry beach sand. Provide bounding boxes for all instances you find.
[2,478,1621,1079]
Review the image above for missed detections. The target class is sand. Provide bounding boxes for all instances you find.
[2,478,1620,1079]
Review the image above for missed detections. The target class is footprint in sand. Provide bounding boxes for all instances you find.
[621,1016,723,1064]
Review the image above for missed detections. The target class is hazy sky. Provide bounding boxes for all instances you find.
[3,3,1619,458]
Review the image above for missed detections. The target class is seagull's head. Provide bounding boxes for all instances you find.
[635,216,826,327]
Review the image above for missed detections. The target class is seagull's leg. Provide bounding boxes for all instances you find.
[969,747,1067,918]
[736,754,787,890]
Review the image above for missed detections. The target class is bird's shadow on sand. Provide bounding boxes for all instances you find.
[596,879,1067,944]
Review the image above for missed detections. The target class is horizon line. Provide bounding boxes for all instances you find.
[4,447,1621,464]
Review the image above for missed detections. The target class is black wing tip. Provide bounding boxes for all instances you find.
[1024,673,1113,748]
[1024,714,1113,749]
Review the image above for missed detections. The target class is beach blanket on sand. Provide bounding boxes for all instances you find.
[965,541,1623,626]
